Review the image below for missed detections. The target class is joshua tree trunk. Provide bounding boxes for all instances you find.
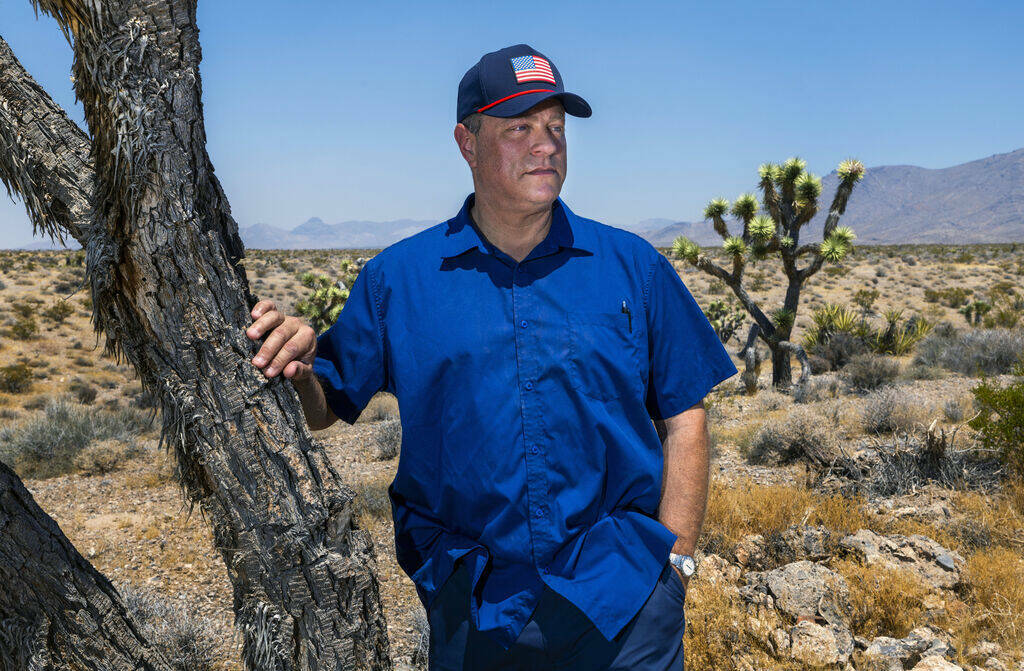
[0,462,179,670]
[0,2,391,668]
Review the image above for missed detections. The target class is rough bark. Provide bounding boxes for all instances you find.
[0,461,180,670]
[0,1,392,668]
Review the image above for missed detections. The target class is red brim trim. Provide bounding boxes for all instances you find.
[476,89,555,113]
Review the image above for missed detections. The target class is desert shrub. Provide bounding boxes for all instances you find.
[860,387,927,434]
[116,581,222,671]
[968,360,1024,478]
[942,395,971,423]
[0,397,154,478]
[73,438,141,475]
[792,373,844,404]
[42,300,75,324]
[0,362,33,393]
[842,353,900,391]
[924,286,972,307]
[811,330,869,371]
[913,326,1024,376]
[9,315,38,340]
[69,378,98,404]
[409,604,430,669]
[744,405,839,466]
[866,428,1001,497]
[352,470,393,522]
[373,416,401,461]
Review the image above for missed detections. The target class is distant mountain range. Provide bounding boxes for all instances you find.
[635,147,1024,247]
[16,147,1024,250]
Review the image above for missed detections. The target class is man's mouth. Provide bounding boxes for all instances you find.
[527,168,556,175]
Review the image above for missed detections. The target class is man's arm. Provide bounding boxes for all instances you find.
[655,399,711,590]
[293,374,340,431]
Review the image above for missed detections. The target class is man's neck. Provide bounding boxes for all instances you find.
[470,194,554,264]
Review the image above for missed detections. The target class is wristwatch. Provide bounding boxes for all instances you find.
[668,552,697,578]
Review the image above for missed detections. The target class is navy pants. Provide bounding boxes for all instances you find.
[427,558,686,670]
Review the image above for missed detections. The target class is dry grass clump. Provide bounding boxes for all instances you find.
[0,396,154,478]
[373,416,401,461]
[683,581,803,671]
[957,547,1024,652]
[353,391,399,423]
[115,581,225,671]
[859,387,930,434]
[702,477,871,555]
[352,470,393,525]
[914,326,1024,376]
[742,405,840,467]
[841,353,901,391]
[73,438,142,476]
[835,557,931,640]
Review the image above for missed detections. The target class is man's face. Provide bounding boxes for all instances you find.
[460,98,567,210]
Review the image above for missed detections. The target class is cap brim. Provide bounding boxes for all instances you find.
[482,91,592,119]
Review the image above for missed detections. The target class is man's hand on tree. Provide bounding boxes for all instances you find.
[246,299,317,382]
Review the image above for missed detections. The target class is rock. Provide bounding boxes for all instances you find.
[761,560,852,629]
[694,553,742,599]
[910,656,963,670]
[839,529,965,589]
[862,626,955,670]
[743,560,854,665]
[770,627,791,655]
[734,534,765,568]
[984,658,1008,671]
[790,621,845,667]
[783,525,834,561]
[967,642,1002,662]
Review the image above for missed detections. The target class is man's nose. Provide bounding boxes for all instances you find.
[531,128,562,156]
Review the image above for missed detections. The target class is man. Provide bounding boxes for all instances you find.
[245,44,737,670]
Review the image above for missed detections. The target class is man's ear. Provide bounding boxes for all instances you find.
[454,123,478,169]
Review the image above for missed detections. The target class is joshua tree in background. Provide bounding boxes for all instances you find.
[671,157,865,390]
[0,1,391,668]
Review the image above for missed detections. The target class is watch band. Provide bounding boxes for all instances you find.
[668,552,697,577]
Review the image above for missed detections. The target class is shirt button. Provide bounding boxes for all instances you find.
[530,445,539,455]
[525,381,534,390]
[534,508,543,518]
[520,319,528,328]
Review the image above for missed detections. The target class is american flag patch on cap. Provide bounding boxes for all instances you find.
[510,55,556,85]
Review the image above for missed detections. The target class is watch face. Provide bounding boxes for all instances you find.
[681,556,696,576]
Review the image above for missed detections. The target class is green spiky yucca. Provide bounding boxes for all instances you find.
[670,156,866,389]
[294,260,363,334]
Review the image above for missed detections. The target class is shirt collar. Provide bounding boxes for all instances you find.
[440,192,593,260]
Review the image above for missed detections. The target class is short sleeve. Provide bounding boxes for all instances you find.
[644,253,738,420]
[312,260,388,425]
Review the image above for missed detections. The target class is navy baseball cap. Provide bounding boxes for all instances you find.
[457,44,592,124]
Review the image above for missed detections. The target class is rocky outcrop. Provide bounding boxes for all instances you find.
[839,529,965,589]
[741,560,855,667]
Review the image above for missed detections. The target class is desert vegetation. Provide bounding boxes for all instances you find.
[2,241,1022,669]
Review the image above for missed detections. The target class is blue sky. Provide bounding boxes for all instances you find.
[1,0,1021,248]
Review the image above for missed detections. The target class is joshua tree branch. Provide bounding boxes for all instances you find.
[0,34,95,247]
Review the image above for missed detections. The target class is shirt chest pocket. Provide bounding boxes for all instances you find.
[566,311,644,402]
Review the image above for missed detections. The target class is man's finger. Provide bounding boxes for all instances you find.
[250,299,276,320]
[263,331,309,377]
[246,309,285,341]
[252,321,300,369]
[283,360,313,381]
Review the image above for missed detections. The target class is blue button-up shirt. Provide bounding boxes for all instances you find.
[313,192,737,649]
